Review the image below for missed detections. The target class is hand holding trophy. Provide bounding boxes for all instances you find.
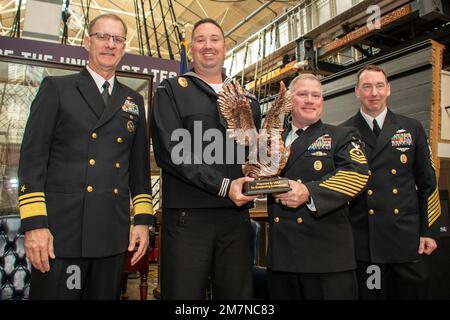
[218,81,292,195]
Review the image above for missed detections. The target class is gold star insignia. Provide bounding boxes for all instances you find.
[20,185,27,193]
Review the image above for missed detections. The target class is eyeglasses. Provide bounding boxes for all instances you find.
[90,32,126,45]
[295,92,322,101]
[359,83,387,92]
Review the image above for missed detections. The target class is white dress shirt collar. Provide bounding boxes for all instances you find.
[360,107,388,130]
[86,65,115,95]
[285,123,309,146]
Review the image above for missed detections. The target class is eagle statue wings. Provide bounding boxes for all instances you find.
[217,81,292,179]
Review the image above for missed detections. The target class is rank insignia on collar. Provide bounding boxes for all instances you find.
[178,77,188,88]
[122,99,139,116]
[308,134,332,151]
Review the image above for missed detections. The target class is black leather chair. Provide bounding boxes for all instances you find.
[0,214,31,300]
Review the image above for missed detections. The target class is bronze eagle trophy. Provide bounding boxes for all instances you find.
[217,81,292,195]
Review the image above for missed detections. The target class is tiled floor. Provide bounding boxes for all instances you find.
[121,263,159,300]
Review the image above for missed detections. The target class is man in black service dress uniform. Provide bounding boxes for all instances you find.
[18,14,154,299]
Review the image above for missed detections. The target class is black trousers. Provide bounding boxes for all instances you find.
[161,207,253,300]
[356,259,430,300]
[30,252,126,300]
[267,269,358,300]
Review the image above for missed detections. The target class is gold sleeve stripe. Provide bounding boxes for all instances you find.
[429,210,440,224]
[319,170,369,197]
[19,197,45,206]
[429,201,440,214]
[321,180,362,194]
[133,202,154,215]
[133,193,152,205]
[428,189,439,203]
[327,175,368,187]
[320,182,361,196]
[428,201,440,215]
[132,194,152,201]
[18,192,47,219]
[428,193,439,208]
[429,213,440,227]
[428,189,440,207]
[18,192,45,201]
[133,199,152,206]
[324,171,369,184]
[324,173,369,186]
[427,188,441,227]
[20,202,47,219]
[333,170,369,179]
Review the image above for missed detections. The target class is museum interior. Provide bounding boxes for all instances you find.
[0,0,450,300]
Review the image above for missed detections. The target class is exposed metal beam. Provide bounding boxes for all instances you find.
[157,0,174,59]
[149,0,162,58]
[318,3,413,58]
[71,1,136,17]
[219,7,229,25]
[224,0,275,38]
[194,0,208,18]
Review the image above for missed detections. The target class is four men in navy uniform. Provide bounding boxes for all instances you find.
[18,12,442,300]
[342,65,441,299]
[18,14,154,299]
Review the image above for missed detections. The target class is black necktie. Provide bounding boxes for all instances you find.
[373,118,381,137]
[101,81,110,106]
[296,128,305,137]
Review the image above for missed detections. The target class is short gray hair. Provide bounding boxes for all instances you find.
[288,73,322,92]
[88,14,127,37]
